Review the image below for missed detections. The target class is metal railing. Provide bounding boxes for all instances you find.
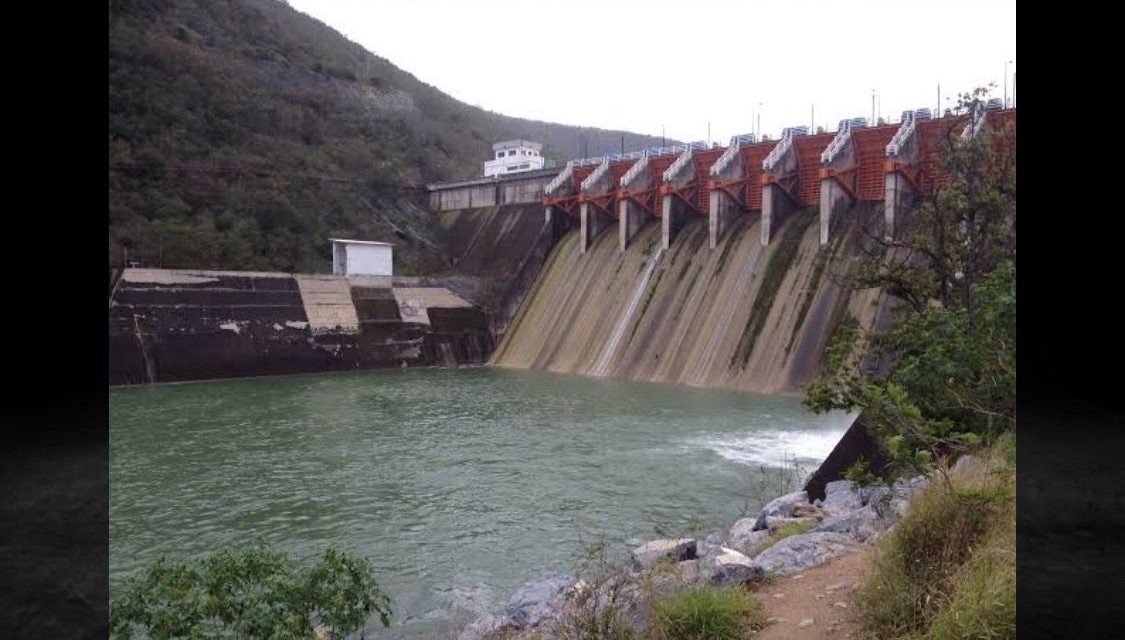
[710,134,756,177]
[662,145,695,182]
[580,157,611,191]
[544,162,575,195]
[762,128,799,171]
[821,122,854,164]
[886,111,916,157]
[620,153,651,187]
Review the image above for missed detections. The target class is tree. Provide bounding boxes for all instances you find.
[805,88,1016,478]
[110,543,392,640]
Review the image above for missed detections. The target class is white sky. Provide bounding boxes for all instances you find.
[287,0,1016,145]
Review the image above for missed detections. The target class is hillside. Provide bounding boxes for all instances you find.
[108,0,672,273]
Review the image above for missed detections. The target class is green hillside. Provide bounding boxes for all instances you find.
[108,0,673,272]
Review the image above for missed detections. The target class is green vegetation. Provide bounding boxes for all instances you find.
[109,0,669,272]
[649,584,764,640]
[804,88,1016,639]
[768,519,814,543]
[109,542,390,640]
[842,456,879,488]
[857,435,1015,639]
[730,207,818,369]
[805,88,1016,479]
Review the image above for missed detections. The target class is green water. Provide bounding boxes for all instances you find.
[110,367,853,638]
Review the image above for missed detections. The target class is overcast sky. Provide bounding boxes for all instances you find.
[287,0,1016,146]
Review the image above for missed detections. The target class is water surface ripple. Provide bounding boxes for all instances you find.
[110,368,853,638]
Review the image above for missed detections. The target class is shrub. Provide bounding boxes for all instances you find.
[857,435,1014,639]
[843,457,879,487]
[110,542,391,640]
[648,584,763,640]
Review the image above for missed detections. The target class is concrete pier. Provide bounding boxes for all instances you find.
[580,202,614,253]
[708,187,742,249]
[819,177,853,245]
[660,193,691,250]
[883,169,915,240]
[761,182,798,246]
[619,197,649,252]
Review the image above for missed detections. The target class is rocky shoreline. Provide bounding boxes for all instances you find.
[458,473,933,640]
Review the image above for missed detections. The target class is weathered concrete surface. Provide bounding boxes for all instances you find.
[580,203,613,254]
[109,269,493,384]
[618,198,650,251]
[294,275,361,334]
[761,183,797,246]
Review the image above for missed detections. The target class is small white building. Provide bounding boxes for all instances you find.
[330,238,393,276]
[483,139,545,177]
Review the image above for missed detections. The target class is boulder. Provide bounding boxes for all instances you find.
[821,480,863,516]
[705,547,763,585]
[629,538,697,571]
[750,531,857,576]
[458,614,516,640]
[728,519,771,556]
[813,505,886,542]
[504,571,576,628]
[753,491,809,530]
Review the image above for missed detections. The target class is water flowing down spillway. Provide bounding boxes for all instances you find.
[591,247,665,377]
[491,210,888,394]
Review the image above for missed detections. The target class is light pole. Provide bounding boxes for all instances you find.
[757,102,762,139]
[871,89,876,125]
[1008,59,1017,107]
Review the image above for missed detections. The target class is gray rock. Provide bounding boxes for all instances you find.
[677,558,701,582]
[505,572,575,628]
[750,531,858,575]
[822,480,863,515]
[629,538,697,571]
[705,547,763,585]
[753,491,809,530]
[697,532,724,558]
[728,525,771,557]
[952,455,975,474]
[813,505,886,542]
[458,614,516,640]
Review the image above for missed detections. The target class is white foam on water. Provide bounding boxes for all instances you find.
[692,423,852,468]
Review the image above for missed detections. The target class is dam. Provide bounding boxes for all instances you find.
[108,101,1015,639]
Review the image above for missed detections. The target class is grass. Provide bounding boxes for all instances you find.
[768,519,815,544]
[649,584,764,640]
[730,207,818,369]
[856,433,1015,640]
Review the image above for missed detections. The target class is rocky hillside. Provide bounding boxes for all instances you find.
[108,0,671,272]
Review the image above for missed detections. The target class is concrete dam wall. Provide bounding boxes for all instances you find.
[490,205,888,395]
[109,269,493,385]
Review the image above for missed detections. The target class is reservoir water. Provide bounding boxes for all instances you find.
[109,367,854,638]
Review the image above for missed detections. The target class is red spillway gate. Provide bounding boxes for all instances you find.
[661,147,729,215]
[542,164,598,219]
[618,154,679,218]
[577,159,636,218]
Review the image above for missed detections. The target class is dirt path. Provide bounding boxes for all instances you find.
[751,545,872,639]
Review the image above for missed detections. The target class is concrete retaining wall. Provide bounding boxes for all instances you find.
[109,269,493,385]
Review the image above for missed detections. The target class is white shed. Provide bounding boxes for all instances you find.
[330,238,393,276]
